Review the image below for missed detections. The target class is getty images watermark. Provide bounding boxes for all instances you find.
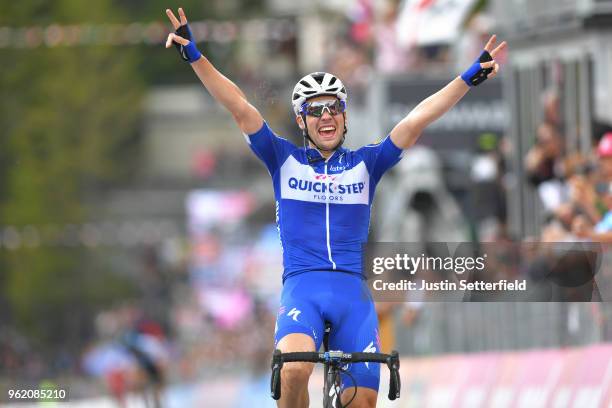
[363,242,610,302]
[371,252,526,292]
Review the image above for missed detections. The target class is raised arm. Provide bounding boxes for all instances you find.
[165,8,263,134]
[390,35,507,149]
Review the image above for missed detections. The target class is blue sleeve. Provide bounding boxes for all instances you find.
[244,121,297,176]
[356,135,404,184]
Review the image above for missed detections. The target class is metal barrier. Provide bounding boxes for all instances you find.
[396,302,611,356]
[492,0,612,37]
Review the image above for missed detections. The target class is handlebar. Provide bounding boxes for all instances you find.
[270,349,401,401]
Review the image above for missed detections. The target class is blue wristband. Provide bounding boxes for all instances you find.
[461,51,493,87]
[174,24,202,63]
[182,41,202,63]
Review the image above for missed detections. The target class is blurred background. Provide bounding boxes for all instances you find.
[1,0,612,406]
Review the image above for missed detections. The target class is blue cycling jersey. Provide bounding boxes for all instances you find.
[245,122,403,281]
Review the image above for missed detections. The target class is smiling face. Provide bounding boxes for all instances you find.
[296,96,346,154]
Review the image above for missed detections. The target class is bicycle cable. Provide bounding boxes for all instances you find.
[335,365,358,408]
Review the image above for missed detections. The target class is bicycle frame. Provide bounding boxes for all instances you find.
[323,350,350,408]
[322,323,339,408]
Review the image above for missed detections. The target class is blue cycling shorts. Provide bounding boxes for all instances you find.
[274,271,381,391]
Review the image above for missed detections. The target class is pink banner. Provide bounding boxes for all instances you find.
[399,344,612,407]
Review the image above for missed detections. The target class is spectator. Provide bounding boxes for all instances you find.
[524,91,566,212]
[541,203,578,242]
[374,0,411,74]
[469,132,508,241]
[567,172,601,225]
[597,132,612,182]
[573,182,612,243]
[527,123,563,185]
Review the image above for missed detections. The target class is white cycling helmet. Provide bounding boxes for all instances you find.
[291,72,347,116]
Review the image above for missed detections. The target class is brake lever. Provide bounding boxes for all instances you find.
[270,349,283,400]
[387,350,401,400]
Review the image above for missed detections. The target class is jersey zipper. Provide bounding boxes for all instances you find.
[324,162,336,270]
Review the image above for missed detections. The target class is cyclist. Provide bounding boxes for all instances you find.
[165,7,505,407]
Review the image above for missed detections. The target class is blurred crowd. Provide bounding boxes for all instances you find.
[523,91,612,243]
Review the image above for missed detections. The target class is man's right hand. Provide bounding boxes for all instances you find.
[165,8,202,63]
[163,7,263,134]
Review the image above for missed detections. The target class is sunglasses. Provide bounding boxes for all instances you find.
[301,100,346,117]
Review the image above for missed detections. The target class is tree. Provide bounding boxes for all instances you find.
[0,0,142,352]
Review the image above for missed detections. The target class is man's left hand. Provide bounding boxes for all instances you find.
[461,35,507,87]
